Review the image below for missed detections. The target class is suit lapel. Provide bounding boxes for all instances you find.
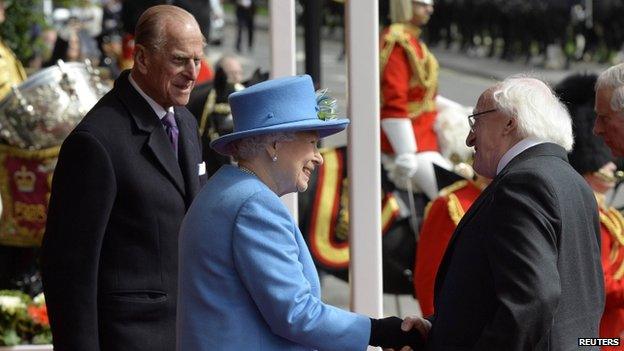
[433,181,497,296]
[113,71,186,197]
[175,107,200,205]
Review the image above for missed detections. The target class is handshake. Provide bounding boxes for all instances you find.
[369,315,431,350]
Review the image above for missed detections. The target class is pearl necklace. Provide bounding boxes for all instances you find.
[239,166,257,177]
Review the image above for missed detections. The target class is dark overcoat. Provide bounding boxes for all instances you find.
[41,70,205,351]
[429,143,605,350]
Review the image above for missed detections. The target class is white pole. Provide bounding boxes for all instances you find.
[346,0,383,320]
[269,0,298,220]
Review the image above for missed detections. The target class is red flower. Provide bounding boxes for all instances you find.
[27,305,49,326]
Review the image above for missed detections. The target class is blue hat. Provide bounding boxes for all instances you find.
[210,75,350,155]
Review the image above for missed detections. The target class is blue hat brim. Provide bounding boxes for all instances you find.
[210,118,350,156]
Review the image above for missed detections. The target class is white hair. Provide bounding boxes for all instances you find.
[230,132,296,161]
[596,63,624,112]
[492,76,574,151]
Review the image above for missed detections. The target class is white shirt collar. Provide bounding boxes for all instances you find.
[128,73,174,119]
[496,137,545,175]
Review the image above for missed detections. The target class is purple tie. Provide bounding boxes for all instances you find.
[162,111,179,157]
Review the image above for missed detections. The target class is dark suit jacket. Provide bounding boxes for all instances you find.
[41,71,205,351]
[428,143,604,351]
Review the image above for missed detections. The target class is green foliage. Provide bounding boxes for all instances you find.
[0,0,46,66]
[0,290,51,346]
[53,0,91,7]
[0,0,89,66]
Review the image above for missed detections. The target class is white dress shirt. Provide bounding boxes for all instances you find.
[496,137,545,175]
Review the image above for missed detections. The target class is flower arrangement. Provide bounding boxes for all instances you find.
[315,89,338,121]
[0,291,51,346]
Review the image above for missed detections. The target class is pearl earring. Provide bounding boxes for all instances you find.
[272,155,278,162]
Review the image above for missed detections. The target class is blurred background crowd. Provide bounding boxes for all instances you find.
[3,1,624,80]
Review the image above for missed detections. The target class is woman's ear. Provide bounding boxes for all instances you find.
[265,140,278,159]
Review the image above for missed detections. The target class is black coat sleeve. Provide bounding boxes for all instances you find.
[41,130,117,351]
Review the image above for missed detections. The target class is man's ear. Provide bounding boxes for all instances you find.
[133,44,149,74]
[503,116,518,135]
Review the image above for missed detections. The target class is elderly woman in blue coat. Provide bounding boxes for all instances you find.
[177,75,425,350]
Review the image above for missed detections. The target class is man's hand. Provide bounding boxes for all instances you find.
[369,316,425,350]
[401,316,431,338]
[382,316,431,351]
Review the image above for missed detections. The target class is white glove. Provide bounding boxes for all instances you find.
[394,153,419,179]
[382,118,418,188]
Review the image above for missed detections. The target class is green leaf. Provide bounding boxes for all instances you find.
[0,0,46,66]
[1,329,20,346]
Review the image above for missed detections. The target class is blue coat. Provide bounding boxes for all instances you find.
[177,165,370,350]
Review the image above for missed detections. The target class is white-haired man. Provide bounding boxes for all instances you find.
[594,63,624,157]
[401,77,604,351]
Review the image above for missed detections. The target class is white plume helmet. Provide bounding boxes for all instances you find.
[434,103,474,164]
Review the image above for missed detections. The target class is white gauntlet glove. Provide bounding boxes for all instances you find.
[382,118,418,187]
[394,153,419,178]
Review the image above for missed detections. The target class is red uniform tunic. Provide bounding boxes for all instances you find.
[598,202,624,346]
[414,180,483,317]
[380,23,439,155]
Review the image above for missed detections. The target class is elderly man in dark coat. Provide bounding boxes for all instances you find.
[404,76,604,350]
[41,5,206,351]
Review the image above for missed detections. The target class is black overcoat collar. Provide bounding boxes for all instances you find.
[113,70,187,197]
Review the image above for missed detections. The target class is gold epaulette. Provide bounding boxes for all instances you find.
[447,193,465,226]
[599,206,624,280]
[423,180,468,225]
[438,180,468,198]
[380,24,413,76]
[199,89,216,136]
[440,180,469,226]
[379,24,439,117]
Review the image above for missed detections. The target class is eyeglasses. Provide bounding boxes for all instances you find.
[467,108,498,132]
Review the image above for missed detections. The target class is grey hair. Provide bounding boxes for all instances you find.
[230,132,296,161]
[491,76,574,151]
[596,63,624,112]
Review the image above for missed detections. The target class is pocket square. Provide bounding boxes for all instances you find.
[198,162,206,176]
